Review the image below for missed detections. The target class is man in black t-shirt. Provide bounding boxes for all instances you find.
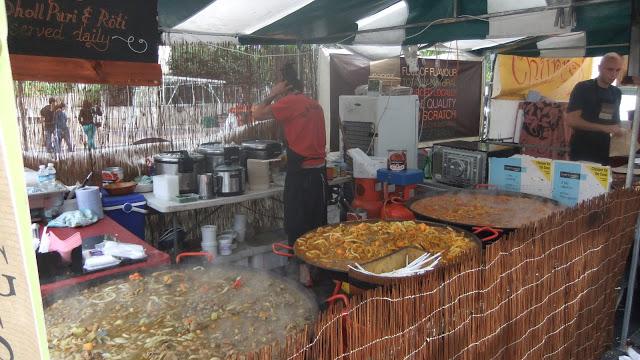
[566,53,625,165]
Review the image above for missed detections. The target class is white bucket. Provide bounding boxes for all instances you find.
[202,243,217,256]
[218,234,234,256]
[233,214,247,242]
[201,225,217,243]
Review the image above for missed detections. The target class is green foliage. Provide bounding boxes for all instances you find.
[21,82,74,97]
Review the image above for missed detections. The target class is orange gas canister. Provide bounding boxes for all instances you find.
[351,178,383,219]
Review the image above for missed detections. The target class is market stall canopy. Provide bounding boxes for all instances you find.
[159,0,633,56]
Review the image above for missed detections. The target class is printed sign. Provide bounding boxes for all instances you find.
[1,6,47,357]
[493,55,592,101]
[400,58,482,142]
[6,0,158,62]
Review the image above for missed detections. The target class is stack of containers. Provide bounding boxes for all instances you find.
[201,225,217,256]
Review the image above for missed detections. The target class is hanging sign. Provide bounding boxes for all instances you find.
[493,55,592,101]
[400,58,483,142]
[5,0,158,63]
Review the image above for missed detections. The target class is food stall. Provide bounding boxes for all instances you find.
[2,0,640,360]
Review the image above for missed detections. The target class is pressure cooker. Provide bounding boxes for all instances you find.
[214,164,245,196]
[197,142,225,172]
[154,151,205,193]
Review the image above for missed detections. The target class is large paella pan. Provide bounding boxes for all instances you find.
[409,189,565,231]
[288,220,482,273]
[44,258,317,360]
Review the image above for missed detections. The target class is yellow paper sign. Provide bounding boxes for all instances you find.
[493,55,593,101]
[532,159,552,182]
[586,165,611,190]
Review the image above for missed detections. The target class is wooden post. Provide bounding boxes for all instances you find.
[0,2,48,359]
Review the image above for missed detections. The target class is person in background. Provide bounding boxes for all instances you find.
[79,99,102,150]
[253,63,327,285]
[565,52,626,165]
[53,102,73,153]
[40,97,56,153]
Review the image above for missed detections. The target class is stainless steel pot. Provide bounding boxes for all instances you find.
[154,151,205,193]
[214,164,245,196]
[197,142,226,172]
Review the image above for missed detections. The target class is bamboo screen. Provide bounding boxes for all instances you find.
[14,43,316,243]
[247,189,640,360]
[14,43,318,186]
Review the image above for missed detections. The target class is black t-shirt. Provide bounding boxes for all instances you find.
[567,79,621,165]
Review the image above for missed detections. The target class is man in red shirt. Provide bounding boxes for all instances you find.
[254,64,327,281]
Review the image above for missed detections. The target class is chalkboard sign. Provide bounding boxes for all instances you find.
[6,0,158,63]
[400,58,482,142]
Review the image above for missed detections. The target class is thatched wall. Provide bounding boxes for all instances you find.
[246,189,640,359]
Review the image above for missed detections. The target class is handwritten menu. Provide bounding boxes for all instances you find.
[6,0,158,62]
[400,58,482,142]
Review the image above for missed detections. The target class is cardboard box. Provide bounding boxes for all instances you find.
[488,156,523,193]
[551,160,611,206]
[489,155,553,198]
[519,156,553,199]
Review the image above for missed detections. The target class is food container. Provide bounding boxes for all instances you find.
[197,142,226,172]
[214,164,245,196]
[154,151,205,193]
[103,181,137,196]
[102,167,124,185]
[241,140,282,160]
[387,149,407,171]
[198,173,216,199]
[43,264,318,360]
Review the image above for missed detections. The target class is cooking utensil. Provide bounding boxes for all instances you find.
[408,188,564,232]
[197,173,216,199]
[197,142,226,172]
[154,151,205,193]
[214,164,245,196]
[273,219,486,285]
[42,258,318,359]
[65,171,94,201]
[80,171,93,188]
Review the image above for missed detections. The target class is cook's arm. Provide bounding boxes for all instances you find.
[253,81,292,121]
[252,94,278,121]
[565,110,625,136]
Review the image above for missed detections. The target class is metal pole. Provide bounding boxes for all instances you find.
[620,214,640,350]
[625,86,640,188]
[296,42,302,80]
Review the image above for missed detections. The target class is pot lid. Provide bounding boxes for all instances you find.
[214,164,244,172]
[154,151,203,163]
[197,142,225,155]
[241,139,281,150]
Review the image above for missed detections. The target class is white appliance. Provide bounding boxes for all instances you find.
[339,95,420,169]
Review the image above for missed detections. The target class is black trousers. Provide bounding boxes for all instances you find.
[284,167,328,246]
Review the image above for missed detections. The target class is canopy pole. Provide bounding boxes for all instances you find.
[619,214,640,350]
[624,86,640,188]
[296,42,302,81]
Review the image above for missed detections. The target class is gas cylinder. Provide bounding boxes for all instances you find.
[351,178,384,219]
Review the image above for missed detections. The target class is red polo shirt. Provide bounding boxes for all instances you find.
[271,94,326,167]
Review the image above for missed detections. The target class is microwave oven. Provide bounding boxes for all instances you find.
[431,141,519,188]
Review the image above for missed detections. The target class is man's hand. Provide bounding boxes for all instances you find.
[608,125,627,137]
[269,81,292,98]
